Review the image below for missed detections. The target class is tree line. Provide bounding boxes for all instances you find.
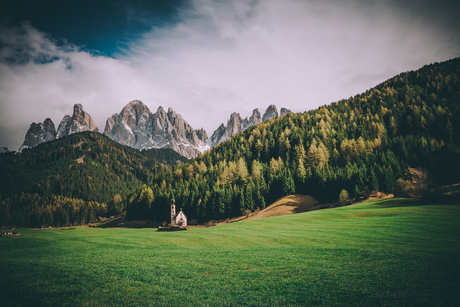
[0,192,122,227]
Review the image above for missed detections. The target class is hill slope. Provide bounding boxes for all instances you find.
[0,131,174,227]
[139,147,189,167]
[127,58,460,224]
[247,194,319,220]
[0,131,162,202]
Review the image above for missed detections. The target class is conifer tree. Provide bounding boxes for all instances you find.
[296,159,306,182]
[237,157,249,184]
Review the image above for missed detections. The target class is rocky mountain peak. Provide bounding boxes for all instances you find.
[195,128,208,142]
[19,117,57,151]
[157,106,166,114]
[211,105,292,147]
[122,100,149,118]
[280,108,292,116]
[73,103,83,114]
[56,115,71,139]
[167,107,182,127]
[243,108,262,130]
[251,108,261,121]
[210,124,227,147]
[228,112,242,135]
[262,105,279,121]
[56,104,98,139]
[43,118,56,134]
[104,100,209,159]
[104,100,153,147]
[230,112,240,121]
[211,108,263,146]
[127,99,143,107]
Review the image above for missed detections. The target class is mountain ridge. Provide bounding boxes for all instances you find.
[18,104,99,152]
[210,105,292,146]
[14,100,293,158]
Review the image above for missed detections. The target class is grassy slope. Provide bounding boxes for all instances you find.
[0,198,459,306]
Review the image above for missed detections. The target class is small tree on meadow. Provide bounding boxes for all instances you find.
[339,189,349,206]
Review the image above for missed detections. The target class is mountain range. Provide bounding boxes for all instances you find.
[16,100,292,158]
[210,105,292,146]
[18,104,99,152]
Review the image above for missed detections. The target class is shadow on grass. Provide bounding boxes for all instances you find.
[367,197,460,208]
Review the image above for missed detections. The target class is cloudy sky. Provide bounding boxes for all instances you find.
[1,0,459,151]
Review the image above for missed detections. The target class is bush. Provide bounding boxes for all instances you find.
[339,189,349,206]
[394,178,414,197]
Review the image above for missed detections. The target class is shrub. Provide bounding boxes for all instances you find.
[394,178,415,197]
[339,189,349,206]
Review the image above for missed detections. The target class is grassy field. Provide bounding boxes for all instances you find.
[1,198,459,306]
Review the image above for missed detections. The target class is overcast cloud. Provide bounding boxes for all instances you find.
[1,0,459,151]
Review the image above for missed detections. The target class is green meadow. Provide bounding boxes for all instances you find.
[1,198,459,306]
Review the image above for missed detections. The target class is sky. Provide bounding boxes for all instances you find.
[1,0,459,151]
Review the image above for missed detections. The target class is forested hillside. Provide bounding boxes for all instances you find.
[0,132,171,227]
[140,148,189,167]
[127,58,460,223]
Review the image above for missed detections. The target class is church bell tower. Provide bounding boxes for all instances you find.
[170,199,176,225]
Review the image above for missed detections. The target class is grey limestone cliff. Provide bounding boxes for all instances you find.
[104,100,209,159]
[262,105,279,121]
[56,104,99,139]
[211,106,280,146]
[19,118,57,151]
[19,104,98,152]
[280,108,292,116]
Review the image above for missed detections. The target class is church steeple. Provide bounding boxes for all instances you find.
[171,199,176,225]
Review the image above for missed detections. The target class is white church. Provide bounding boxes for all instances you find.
[170,199,187,227]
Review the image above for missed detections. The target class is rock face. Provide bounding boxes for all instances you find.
[210,105,292,146]
[104,100,153,148]
[210,109,263,146]
[210,124,227,147]
[243,108,262,130]
[19,118,57,151]
[104,100,209,159]
[280,108,292,116]
[19,104,98,152]
[56,104,99,139]
[262,105,279,121]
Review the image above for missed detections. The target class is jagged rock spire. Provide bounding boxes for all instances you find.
[56,104,99,139]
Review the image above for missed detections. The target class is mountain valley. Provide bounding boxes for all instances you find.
[1,58,459,227]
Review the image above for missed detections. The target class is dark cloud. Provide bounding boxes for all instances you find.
[0,0,186,57]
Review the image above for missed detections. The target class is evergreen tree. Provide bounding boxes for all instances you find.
[282,169,296,195]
